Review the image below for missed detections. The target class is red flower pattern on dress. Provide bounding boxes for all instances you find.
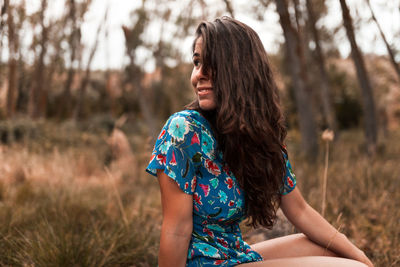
[191,132,200,145]
[217,237,228,248]
[235,240,240,249]
[191,176,197,192]
[236,188,241,195]
[169,151,177,166]
[203,227,214,238]
[205,159,221,176]
[199,184,210,197]
[184,182,189,190]
[228,200,234,207]
[158,129,166,139]
[214,260,224,265]
[156,154,166,165]
[194,192,202,205]
[287,176,294,187]
[225,177,233,189]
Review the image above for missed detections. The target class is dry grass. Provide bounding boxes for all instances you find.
[0,121,398,266]
[287,129,400,266]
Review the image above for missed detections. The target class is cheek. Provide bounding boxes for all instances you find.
[190,69,197,88]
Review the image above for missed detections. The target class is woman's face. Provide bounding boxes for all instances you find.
[191,37,216,111]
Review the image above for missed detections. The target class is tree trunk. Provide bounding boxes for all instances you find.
[122,23,158,142]
[29,0,48,119]
[306,0,338,133]
[74,9,106,120]
[58,0,78,119]
[0,0,9,77]
[223,0,235,18]
[275,0,318,159]
[0,0,8,32]
[339,0,377,154]
[6,4,18,118]
[366,0,400,82]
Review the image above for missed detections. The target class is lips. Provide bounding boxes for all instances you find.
[197,87,213,96]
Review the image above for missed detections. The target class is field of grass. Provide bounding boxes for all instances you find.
[0,120,398,266]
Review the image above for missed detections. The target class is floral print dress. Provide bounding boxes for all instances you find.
[146,110,297,266]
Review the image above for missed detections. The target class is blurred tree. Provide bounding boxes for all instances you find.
[0,0,7,33]
[121,0,209,138]
[44,16,68,118]
[275,0,318,159]
[339,0,377,154]
[327,63,363,130]
[58,0,92,119]
[6,2,18,118]
[74,9,108,120]
[0,0,9,79]
[12,2,28,116]
[28,0,49,119]
[222,0,235,18]
[306,0,338,133]
[365,0,400,83]
[122,1,158,140]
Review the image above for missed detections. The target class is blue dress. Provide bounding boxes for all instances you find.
[146,110,297,266]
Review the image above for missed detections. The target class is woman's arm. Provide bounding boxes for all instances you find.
[281,188,373,266]
[157,170,193,267]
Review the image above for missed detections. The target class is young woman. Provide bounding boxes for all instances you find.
[146,17,373,267]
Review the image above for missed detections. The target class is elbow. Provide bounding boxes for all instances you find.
[281,188,309,219]
[161,216,193,240]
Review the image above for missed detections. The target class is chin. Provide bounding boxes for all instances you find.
[199,101,216,111]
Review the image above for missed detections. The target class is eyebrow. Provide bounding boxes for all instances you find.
[192,52,200,58]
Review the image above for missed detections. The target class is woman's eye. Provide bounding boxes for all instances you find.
[193,59,201,67]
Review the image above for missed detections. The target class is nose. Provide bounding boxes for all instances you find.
[195,65,209,81]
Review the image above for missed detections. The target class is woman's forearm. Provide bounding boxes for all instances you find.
[281,188,371,265]
[158,224,192,267]
[292,203,364,260]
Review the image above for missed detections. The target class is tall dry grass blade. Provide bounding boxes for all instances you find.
[322,140,329,217]
[321,129,333,217]
[105,167,129,228]
[98,240,116,267]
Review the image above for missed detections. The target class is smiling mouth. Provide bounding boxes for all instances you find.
[197,87,213,93]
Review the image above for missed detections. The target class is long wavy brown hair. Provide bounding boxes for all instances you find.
[186,17,288,229]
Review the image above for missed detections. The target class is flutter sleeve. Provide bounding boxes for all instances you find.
[281,152,297,195]
[146,112,202,195]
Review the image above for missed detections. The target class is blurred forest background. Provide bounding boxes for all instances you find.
[0,0,399,266]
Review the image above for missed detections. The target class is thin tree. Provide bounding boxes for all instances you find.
[58,0,78,118]
[44,18,68,118]
[122,5,157,140]
[58,0,91,119]
[28,0,48,118]
[6,3,18,118]
[275,0,319,159]
[339,0,377,154]
[0,0,9,76]
[74,9,108,120]
[0,0,8,33]
[365,0,400,82]
[14,1,27,115]
[306,0,337,133]
[223,0,235,18]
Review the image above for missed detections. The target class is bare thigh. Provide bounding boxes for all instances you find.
[250,233,337,260]
[237,256,367,267]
